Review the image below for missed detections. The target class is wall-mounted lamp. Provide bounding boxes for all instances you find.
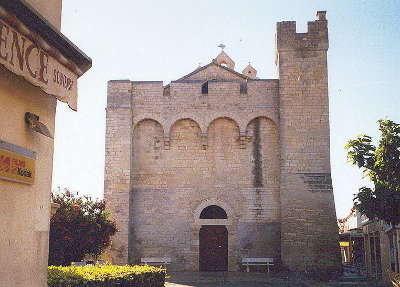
[25,112,53,139]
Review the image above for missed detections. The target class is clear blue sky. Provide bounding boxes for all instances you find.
[53,0,400,218]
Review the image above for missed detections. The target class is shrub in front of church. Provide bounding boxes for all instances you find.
[48,265,166,287]
[49,188,117,266]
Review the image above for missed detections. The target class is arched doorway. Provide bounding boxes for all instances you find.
[199,205,228,271]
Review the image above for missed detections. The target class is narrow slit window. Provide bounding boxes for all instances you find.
[240,82,247,94]
[201,81,208,94]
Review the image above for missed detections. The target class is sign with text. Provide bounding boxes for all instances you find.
[0,148,35,184]
[0,18,78,109]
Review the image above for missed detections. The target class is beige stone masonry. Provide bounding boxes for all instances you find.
[104,11,341,273]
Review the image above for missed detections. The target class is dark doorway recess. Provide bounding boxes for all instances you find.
[199,225,228,271]
[200,205,227,219]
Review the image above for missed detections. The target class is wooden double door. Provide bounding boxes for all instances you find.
[199,225,228,271]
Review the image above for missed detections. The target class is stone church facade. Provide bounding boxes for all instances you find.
[104,11,341,272]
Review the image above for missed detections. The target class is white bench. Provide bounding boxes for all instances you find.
[242,257,274,272]
[141,257,171,268]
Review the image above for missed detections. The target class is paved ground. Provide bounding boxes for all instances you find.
[165,266,389,287]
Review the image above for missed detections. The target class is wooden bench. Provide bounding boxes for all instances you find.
[141,257,171,269]
[242,258,274,273]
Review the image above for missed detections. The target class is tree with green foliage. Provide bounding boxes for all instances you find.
[49,189,117,266]
[345,119,400,226]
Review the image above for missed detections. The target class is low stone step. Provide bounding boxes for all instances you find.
[337,277,369,282]
[327,280,387,287]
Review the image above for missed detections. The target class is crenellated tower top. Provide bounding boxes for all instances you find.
[276,11,328,52]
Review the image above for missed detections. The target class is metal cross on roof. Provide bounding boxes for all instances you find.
[218,44,226,50]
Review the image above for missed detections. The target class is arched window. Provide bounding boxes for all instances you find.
[200,205,227,219]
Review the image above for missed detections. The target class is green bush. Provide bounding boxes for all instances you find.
[50,189,117,266]
[48,265,165,287]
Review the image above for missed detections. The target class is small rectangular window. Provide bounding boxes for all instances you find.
[201,81,208,94]
[240,82,247,94]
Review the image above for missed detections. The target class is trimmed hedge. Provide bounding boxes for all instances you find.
[48,265,165,287]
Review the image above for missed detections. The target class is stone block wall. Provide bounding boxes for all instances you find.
[106,76,281,269]
[104,80,132,264]
[128,78,281,270]
[277,12,341,272]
